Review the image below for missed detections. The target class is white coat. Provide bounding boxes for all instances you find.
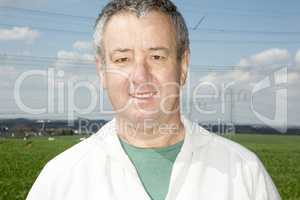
[26,116,281,200]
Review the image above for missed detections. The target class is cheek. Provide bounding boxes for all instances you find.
[106,71,130,90]
[106,74,130,107]
[107,76,123,88]
[156,68,181,89]
[158,67,181,94]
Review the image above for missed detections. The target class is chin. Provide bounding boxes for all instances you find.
[127,109,161,125]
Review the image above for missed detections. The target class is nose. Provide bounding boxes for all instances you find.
[129,57,156,93]
[130,57,151,85]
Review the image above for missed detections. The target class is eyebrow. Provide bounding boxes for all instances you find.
[110,47,170,54]
[111,48,132,53]
[148,47,170,53]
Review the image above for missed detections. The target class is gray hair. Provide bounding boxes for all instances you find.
[93,0,190,64]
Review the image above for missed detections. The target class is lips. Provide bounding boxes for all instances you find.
[130,91,158,99]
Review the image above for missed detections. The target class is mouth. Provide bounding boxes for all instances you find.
[129,91,158,99]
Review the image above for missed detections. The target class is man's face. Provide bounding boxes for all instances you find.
[97,11,188,126]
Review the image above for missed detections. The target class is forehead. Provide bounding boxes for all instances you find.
[102,10,176,51]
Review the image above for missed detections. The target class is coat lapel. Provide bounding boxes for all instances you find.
[94,115,211,200]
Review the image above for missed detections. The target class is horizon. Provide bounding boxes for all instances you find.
[0,0,299,132]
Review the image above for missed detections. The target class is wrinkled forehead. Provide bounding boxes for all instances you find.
[102,10,177,52]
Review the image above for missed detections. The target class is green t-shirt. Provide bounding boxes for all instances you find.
[118,137,184,200]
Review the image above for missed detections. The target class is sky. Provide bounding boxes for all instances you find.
[0,0,299,128]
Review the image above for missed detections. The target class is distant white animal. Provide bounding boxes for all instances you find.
[48,137,55,141]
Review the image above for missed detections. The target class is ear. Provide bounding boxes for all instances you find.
[95,55,107,89]
[179,49,189,86]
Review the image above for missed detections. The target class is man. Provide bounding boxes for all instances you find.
[26,0,281,200]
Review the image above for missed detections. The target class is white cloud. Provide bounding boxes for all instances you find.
[0,66,19,88]
[198,48,295,88]
[73,41,92,51]
[199,72,217,82]
[54,50,95,75]
[238,48,290,67]
[227,70,251,82]
[0,27,40,42]
[57,50,94,61]
[288,71,300,84]
[0,66,17,76]
[295,50,300,67]
[199,70,251,85]
[51,50,98,90]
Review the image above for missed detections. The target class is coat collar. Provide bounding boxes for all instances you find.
[93,115,212,164]
[92,115,213,200]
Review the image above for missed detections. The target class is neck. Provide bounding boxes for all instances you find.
[116,114,185,148]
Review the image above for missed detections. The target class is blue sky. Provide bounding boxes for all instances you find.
[1,0,300,64]
[0,0,299,128]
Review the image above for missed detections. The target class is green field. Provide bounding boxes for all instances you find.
[0,134,299,200]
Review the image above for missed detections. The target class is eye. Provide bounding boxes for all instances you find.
[151,55,165,60]
[114,57,129,63]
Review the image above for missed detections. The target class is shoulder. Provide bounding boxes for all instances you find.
[201,132,281,199]
[209,133,259,163]
[188,122,261,168]
[184,120,281,199]
[42,120,117,178]
[44,120,115,174]
[40,134,104,179]
[26,120,116,200]
[182,116,260,164]
[47,136,99,166]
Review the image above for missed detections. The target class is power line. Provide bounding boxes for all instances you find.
[0,23,92,35]
[0,13,93,26]
[0,55,95,68]
[192,28,300,35]
[0,62,275,72]
[192,39,300,44]
[181,4,300,17]
[183,9,300,19]
[0,54,295,70]
[0,55,232,68]
[0,61,246,71]
[193,16,205,30]
[0,111,112,115]
[2,61,240,70]
[0,54,95,64]
[0,6,94,20]
[2,5,300,20]
[1,22,300,36]
[1,23,299,40]
[0,61,95,69]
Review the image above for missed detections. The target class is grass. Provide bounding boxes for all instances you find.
[227,134,300,200]
[0,134,299,200]
[0,136,81,200]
